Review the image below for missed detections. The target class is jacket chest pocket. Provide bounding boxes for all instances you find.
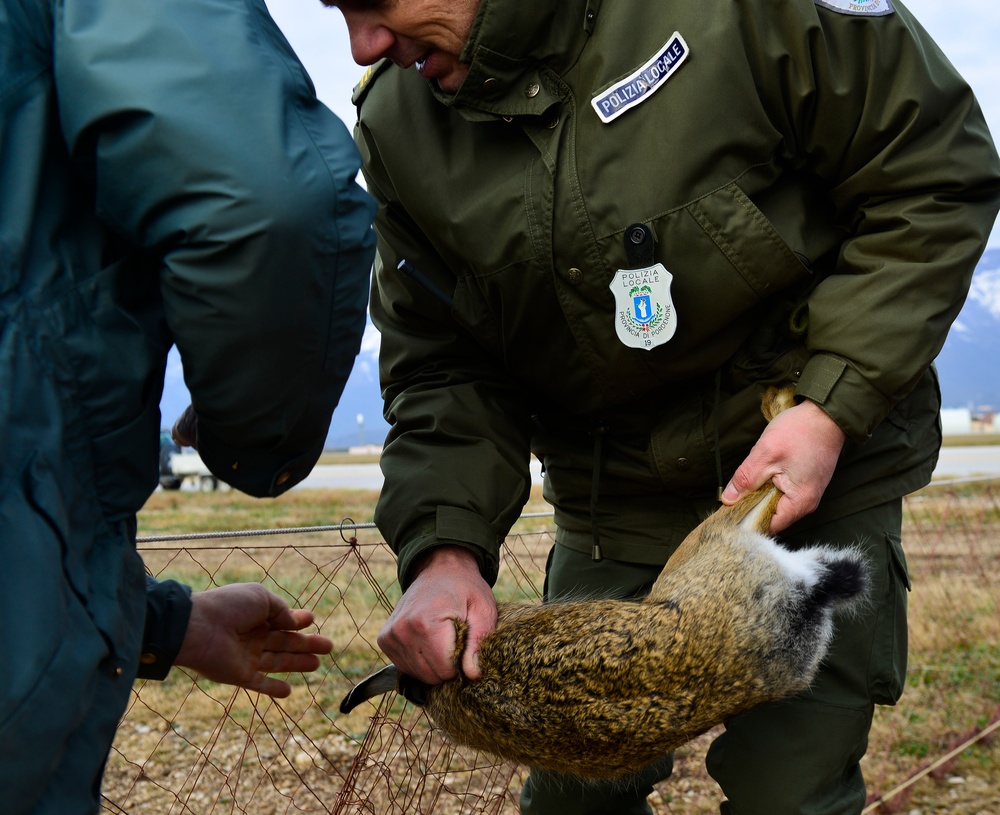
[596,180,815,366]
[678,181,811,303]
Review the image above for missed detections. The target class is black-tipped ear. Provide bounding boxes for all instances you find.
[340,665,401,714]
[398,673,431,707]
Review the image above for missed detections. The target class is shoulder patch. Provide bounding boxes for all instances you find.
[352,59,392,107]
[814,0,894,15]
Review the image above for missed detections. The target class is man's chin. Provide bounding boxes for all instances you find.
[429,65,470,94]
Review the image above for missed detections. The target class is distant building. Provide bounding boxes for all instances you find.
[971,405,996,433]
[348,444,383,456]
[940,408,972,435]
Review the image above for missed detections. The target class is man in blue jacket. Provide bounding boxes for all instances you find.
[0,0,376,812]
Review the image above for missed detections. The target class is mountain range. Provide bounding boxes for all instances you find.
[934,246,1000,411]
[159,246,1000,449]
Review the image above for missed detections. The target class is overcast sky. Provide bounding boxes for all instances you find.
[264,0,1000,248]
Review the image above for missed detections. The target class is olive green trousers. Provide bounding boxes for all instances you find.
[520,499,909,815]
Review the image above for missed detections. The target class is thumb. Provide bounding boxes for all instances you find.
[459,601,498,681]
[459,624,485,681]
[722,463,769,506]
[720,480,741,504]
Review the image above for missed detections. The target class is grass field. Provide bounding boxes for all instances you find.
[102,480,1000,814]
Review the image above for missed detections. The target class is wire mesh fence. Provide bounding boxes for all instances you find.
[102,480,999,814]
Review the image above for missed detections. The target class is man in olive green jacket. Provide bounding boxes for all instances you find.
[1,0,376,812]
[334,0,1000,811]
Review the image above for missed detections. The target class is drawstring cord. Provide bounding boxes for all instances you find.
[589,222,654,561]
[589,422,609,561]
[713,368,724,502]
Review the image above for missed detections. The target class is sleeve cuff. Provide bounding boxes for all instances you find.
[138,576,193,680]
[796,353,893,443]
[396,507,502,590]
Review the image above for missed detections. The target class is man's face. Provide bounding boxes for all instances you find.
[322,0,480,93]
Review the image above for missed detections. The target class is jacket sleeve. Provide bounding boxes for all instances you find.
[752,1,1000,441]
[55,0,377,496]
[358,131,534,587]
[746,0,1000,441]
[136,577,193,681]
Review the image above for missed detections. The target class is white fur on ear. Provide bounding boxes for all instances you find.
[758,536,826,588]
[737,487,778,534]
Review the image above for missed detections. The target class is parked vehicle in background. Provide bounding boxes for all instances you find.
[158,430,227,491]
[158,431,183,490]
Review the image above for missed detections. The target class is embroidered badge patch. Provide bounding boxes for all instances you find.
[814,0,894,15]
[591,32,690,124]
[609,264,677,350]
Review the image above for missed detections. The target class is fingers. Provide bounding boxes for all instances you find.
[258,649,323,675]
[171,404,199,448]
[235,633,328,699]
[266,605,315,633]
[378,606,460,684]
[197,560,498,698]
[768,486,817,534]
[263,628,334,657]
[243,673,293,700]
[459,624,485,681]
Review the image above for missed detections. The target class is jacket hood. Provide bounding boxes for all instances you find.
[432,0,601,119]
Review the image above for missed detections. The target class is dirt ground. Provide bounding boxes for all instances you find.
[102,707,1000,815]
[647,723,1000,815]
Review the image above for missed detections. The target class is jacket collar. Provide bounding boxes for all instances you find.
[430,0,602,120]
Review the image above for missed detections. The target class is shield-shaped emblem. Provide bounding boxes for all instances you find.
[610,263,677,350]
[633,293,654,324]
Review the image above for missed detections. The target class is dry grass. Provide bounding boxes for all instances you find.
[100,481,1000,814]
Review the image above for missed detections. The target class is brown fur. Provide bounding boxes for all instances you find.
[341,387,867,778]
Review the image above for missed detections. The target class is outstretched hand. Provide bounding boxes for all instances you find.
[175,583,333,699]
[721,398,847,533]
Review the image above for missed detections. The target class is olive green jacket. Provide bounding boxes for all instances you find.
[355,0,1000,584]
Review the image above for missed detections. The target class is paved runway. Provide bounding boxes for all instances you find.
[296,446,1000,491]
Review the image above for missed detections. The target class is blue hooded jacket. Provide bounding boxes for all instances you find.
[0,0,375,810]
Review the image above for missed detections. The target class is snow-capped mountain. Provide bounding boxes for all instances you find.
[321,321,388,449]
[936,246,1000,409]
[156,322,388,451]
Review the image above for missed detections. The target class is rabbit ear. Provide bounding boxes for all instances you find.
[761,386,796,421]
[735,485,781,535]
[340,665,401,713]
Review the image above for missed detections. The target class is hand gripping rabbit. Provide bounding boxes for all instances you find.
[340,387,868,779]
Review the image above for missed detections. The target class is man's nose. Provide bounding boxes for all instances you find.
[343,16,395,66]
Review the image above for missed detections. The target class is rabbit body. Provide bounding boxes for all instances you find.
[341,388,867,779]
[419,488,865,778]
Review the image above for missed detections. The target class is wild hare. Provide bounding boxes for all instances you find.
[340,387,868,779]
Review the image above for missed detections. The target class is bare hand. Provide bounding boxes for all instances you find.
[721,399,847,532]
[175,583,333,698]
[171,404,198,449]
[377,545,497,685]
